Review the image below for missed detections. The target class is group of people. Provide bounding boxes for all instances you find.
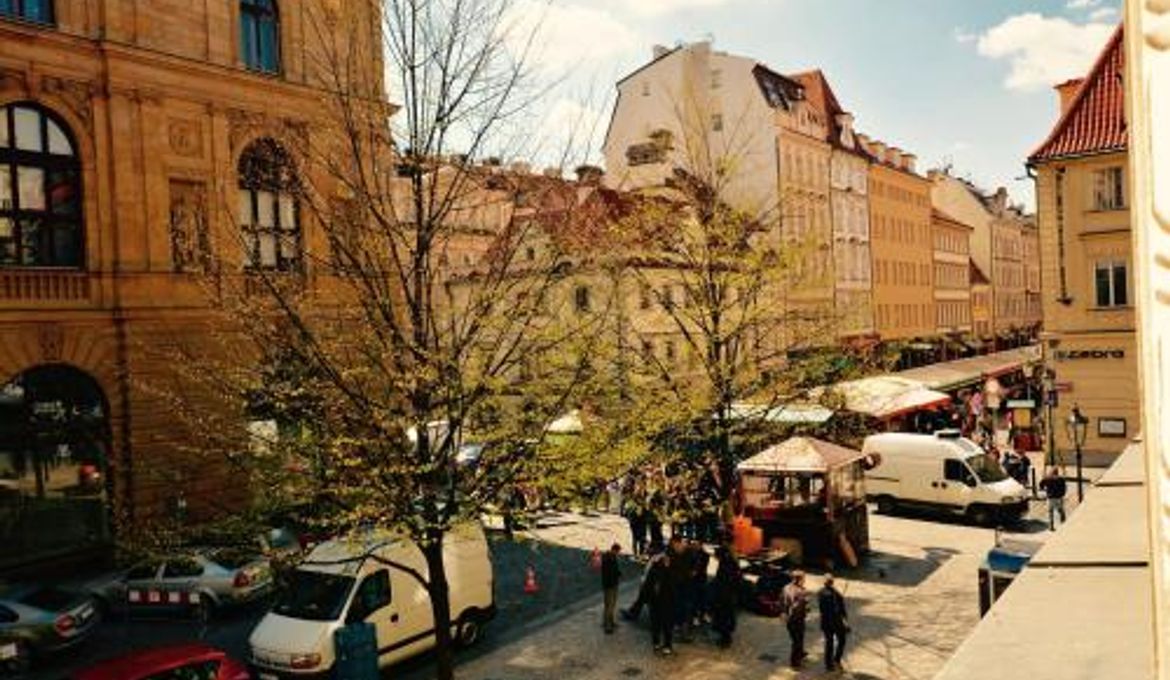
[598,536,852,672]
[610,535,740,654]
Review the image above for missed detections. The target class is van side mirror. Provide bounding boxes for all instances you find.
[963,474,977,488]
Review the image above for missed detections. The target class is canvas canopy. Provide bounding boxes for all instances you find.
[737,436,866,474]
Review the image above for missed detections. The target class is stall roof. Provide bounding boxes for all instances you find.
[738,437,865,473]
[815,376,952,420]
[894,346,1040,391]
[728,402,835,424]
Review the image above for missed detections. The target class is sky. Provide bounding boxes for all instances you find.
[512,0,1122,210]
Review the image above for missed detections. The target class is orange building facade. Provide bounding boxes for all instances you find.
[867,156,934,341]
[0,0,380,573]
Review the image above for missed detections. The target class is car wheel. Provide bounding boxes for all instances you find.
[456,612,483,648]
[967,505,993,527]
[193,596,216,624]
[875,496,896,515]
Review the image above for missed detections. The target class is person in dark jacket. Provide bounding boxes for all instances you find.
[710,545,739,648]
[601,543,622,633]
[690,540,711,627]
[645,549,676,655]
[667,536,693,642]
[818,574,849,672]
[1039,466,1068,530]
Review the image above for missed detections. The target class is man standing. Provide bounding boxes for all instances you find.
[645,549,675,656]
[782,570,809,668]
[818,574,849,672]
[601,543,621,634]
[1039,467,1068,530]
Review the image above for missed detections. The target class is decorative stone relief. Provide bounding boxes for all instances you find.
[37,323,63,362]
[39,75,95,132]
[168,180,211,273]
[168,119,203,158]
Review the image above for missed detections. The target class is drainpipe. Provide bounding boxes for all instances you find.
[1053,166,1072,304]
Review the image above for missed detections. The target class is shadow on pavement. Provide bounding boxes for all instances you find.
[843,547,957,588]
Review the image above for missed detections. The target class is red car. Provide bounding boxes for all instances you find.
[72,643,250,680]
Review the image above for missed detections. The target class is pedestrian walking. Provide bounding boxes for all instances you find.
[646,508,664,555]
[710,545,739,648]
[782,570,809,668]
[818,574,849,672]
[621,553,659,622]
[667,536,693,642]
[1039,466,1068,530]
[645,548,676,656]
[690,540,710,627]
[601,543,622,634]
[627,507,647,557]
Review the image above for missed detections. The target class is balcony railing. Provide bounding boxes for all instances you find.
[0,270,91,303]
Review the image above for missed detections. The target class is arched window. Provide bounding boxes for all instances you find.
[0,103,82,267]
[240,0,280,74]
[0,0,53,24]
[238,138,300,271]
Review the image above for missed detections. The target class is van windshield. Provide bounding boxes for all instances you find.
[272,570,355,621]
[965,454,1009,483]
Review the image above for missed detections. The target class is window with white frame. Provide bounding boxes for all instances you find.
[1091,166,1125,211]
[1094,260,1128,307]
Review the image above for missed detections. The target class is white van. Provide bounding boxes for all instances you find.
[248,523,494,678]
[861,431,1029,525]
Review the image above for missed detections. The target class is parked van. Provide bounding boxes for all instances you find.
[248,523,494,679]
[861,431,1029,525]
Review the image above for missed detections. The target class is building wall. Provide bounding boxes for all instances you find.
[971,282,992,337]
[870,164,933,340]
[1022,225,1043,326]
[830,149,872,336]
[1035,150,1136,459]
[777,115,833,311]
[992,216,1026,332]
[0,0,382,548]
[932,214,973,334]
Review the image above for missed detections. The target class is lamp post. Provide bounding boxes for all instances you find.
[1065,404,1088,503]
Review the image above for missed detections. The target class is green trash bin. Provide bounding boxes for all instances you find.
[334,622,379,680]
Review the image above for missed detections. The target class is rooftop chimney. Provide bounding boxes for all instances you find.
[543,167,562,178]
[871,140,887,162]
[652,44,671,59]
[834,112,856,148]
[902,153,917,173]
[887,146,903,166]
[1055,78,1084,115]
[992,187,1009,214]
[855,133,871,153]
[509,161,531,174]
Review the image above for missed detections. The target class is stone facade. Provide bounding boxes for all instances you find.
[932,209,973,334]
[0,0,381,571]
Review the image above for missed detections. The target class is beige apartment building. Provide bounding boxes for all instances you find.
[932,209,973,334]
[970,262,993,338]
[930,171,1037,344]
[1028,26,1135,460]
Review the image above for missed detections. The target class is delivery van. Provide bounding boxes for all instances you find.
[861,431,1029,525]
[248,523,494,678]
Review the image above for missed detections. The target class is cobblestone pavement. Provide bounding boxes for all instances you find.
[436,504,1062,680]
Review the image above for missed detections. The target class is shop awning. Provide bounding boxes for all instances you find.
[737,436,866,474]
[727,402,835,424]
[893,346,1040,391]
[814,376,952,420]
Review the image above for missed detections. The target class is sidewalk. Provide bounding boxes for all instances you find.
[451,513,1027,680]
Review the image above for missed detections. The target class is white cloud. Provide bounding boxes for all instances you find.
[504,1,642,74]
[974,13,1114,92]
[1066,0,1101,8]
[953,27,977,44]
[1089,7,1118,21]
[618,0,736,17]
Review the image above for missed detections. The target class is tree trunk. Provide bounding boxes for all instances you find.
[423,532,456,680]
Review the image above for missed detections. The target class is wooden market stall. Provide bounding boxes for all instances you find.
[735,437,874,568]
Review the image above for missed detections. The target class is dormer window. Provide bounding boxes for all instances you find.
[1,0,53,24]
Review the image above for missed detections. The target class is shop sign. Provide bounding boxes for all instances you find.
[1006,399,1035,409]
[1054,349,1125,361]
[1098,418,1127,438]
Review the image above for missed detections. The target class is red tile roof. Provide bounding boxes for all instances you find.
[1029,25,1126,163]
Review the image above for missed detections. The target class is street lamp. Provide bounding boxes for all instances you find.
[1065,404,1089,503]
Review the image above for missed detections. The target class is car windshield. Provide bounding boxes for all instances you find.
[966,454,1009,483]
[272,570,354,621]
[209,549,259,570]
[18,587,76,611]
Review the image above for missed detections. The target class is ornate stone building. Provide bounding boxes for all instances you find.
[0,0,381,573]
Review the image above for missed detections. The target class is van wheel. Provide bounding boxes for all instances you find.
[456,612,483,648]
[875,496,896,515]
[967,505,993,526]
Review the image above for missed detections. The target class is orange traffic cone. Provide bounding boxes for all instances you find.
[524,564,540,594]
[589,547,602,571]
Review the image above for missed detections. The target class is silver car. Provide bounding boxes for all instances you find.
[0,584,100,663]
[97,550,274,620]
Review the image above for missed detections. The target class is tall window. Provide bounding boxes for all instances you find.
[1091,166,1125,211]
[574,285,591,313]
[1094,260,1128,308]
[238,138,300,271]
[0,104,82,267]
[241,0,280,74]
[0,0,53,23]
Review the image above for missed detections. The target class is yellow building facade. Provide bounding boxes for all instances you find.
[0,0,381,572]
[932,209,973,334]
[1029,27,1136,461]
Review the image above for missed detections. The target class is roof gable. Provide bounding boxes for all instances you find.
[1029,25,1126,163]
